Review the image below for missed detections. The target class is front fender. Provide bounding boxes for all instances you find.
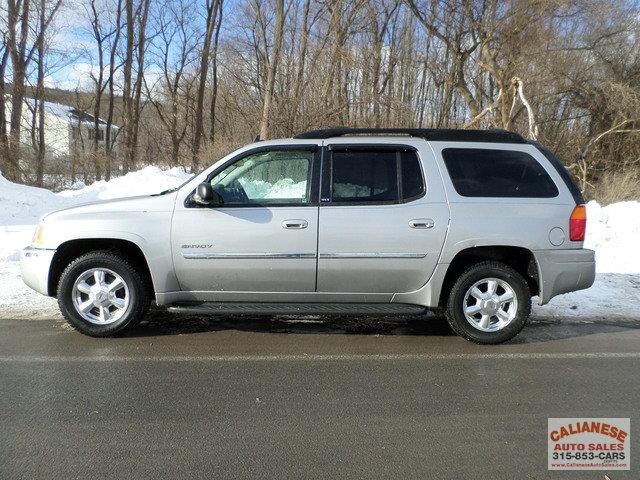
[39,210,179,294]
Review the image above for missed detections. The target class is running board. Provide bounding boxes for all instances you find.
[166,302,427,316]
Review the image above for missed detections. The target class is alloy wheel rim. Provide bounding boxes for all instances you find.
[72,268,130,325]
[463,277,518,332]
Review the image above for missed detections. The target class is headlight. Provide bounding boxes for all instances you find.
[32,222,46,246]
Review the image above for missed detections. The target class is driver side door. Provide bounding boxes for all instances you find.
[171,145,320,295]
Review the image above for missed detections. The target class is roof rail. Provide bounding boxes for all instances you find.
[292,127,527,144]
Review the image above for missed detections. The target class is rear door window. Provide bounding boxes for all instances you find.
[442,148,558,198]
[328,149,424,204]
[401,151,425,200]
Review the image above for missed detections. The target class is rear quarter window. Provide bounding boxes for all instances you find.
[442,148,559,198]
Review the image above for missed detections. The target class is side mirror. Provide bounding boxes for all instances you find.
[194,182,223,206]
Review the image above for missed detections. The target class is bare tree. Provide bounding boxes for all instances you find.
[258,0,285,140]
[121,0,151,173]
[4,0,33,181]
[33,0,47,186]
[1,0,60,182]
[146,0,198,165]
[2,0,639,203]
[0,2,12,173]
[85,0,122,180]
[208,0,224,144]
[104,0,123,180]
[192,0,223,168]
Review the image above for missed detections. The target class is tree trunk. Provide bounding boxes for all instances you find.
[90,0,106,180]
[208,0,224,144]
[6,0,32,182]
[0,45,10,172]
[105,0,122,180]
[193,0,221,169]
[121,0,135,173]
[130,0,150,170]
[34,0,46,186]
[259,0,285,140]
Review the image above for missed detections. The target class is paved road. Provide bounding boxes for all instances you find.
[1,312,639,479]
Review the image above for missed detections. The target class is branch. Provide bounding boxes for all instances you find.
[464,87,504,128]
[512,77,539,140]
[582,120,640,157]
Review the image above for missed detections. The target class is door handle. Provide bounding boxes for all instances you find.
[282,219,308,229]
[409,218,434,229]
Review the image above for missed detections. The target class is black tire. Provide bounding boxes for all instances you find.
[445,260,531,344]
[57,250,151,337]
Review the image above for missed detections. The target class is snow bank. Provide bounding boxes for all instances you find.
[533,273,640,320]
[0,167,190,264]
[0,172,69,226]
[0,166,191,226]
[57,166,190,202]
[585,200,640,273]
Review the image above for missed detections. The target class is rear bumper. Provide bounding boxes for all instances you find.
[534,248,595,305]
[20,246,56,296]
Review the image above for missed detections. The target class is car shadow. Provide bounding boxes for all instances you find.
[121,307,640,344]
[124,307,455,337]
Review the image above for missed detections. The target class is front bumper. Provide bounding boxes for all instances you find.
[20,246,56,296]
[534,248,596,305]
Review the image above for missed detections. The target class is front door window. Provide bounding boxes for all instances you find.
[209,150,314,206]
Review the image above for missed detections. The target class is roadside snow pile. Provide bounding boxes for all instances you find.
[533,274,640,321]
[57,166,190,202]
[0,166,191,226]
[0,172,69,226]
[585,200,640,273]
[0,166,190,264]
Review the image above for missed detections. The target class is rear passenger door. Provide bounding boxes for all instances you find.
[317,143,450,294]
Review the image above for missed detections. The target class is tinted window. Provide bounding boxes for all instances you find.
[329,149,425,204]
[532,142,584,204]
[401,151,425,200]
[442,148,558,198]
[331,151,398,203]
[209,150,313,205]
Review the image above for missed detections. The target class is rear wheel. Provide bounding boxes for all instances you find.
[445,261,531,344]
[57,251,151,337]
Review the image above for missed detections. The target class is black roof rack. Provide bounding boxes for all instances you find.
[293,127,527,144]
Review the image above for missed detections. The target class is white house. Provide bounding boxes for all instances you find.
[3,96,118,158]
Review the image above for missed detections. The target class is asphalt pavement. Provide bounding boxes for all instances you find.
[1,312,639,479]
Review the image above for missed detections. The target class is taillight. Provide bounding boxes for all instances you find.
[570,204,587,241]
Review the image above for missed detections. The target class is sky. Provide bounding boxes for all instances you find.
[21,0,239,93]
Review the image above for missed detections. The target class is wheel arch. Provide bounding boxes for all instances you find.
[438,245,539,308]
[48,238,154,298]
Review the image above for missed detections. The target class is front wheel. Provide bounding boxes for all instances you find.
[445,261,531,344]
[57,251,151,337]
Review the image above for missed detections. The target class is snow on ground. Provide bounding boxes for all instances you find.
[0,168,638,323]
[583,200,640,274]
[0,166,191,226]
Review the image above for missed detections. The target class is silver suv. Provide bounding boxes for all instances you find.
[20,128,595,344]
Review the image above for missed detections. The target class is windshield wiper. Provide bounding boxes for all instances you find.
[153,187,178,196]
